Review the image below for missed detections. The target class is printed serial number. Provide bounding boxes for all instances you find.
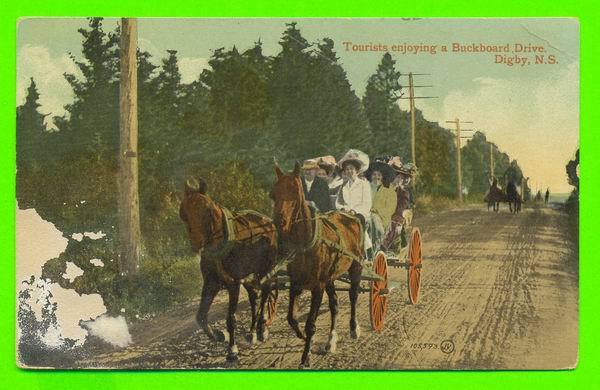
[410,343,439,350]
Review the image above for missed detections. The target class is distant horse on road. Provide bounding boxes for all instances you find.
[506,181,521,214]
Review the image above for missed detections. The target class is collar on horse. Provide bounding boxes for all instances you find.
[201,206,241,284]
[280,203,366,266]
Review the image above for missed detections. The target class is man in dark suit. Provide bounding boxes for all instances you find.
[301,159,333,212]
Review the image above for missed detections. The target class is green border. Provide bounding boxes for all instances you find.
[1,1,595,388]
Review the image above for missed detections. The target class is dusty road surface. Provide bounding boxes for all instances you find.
[79,206,578,370]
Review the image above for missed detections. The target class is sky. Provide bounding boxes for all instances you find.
[16,18,579,193]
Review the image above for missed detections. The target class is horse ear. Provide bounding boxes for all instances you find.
[274,162,284,179]
[184,178,199,195]
[197,177,208,195]
[293,161,301,176]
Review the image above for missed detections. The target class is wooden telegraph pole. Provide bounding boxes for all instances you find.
[119,18,141,275]
[446,118,474,202]
[399,73,437,165]
[490,143,495,180]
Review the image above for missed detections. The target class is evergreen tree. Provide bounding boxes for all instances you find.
[362,53,408,158]
[414,115,455,196]
[54,17,120,159]
[269,23,367,165]
[16,78,47,169]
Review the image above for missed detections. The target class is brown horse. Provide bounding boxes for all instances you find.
[271,162,364,368]
[179,178,278,363]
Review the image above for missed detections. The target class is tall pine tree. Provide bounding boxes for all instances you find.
[54,17,120,159]
[17,78,47,170]
[362,53,408,158]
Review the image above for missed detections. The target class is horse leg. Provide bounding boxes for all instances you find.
[287,284,305,340]
[225,283,241,362]
[509,200,513,213]
[196,277,222,342]
[349,261,362,339]
[257,283,273,341]
[325,282,339,353]
[300,288,324,368]
[244,284,259,345]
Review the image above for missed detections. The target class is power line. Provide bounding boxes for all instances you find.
[445,118,474,202]
[400,72,437,166]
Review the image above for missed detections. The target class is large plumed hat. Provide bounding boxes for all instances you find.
[338,149,370,174]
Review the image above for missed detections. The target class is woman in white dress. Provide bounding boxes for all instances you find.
[335,150,373,256]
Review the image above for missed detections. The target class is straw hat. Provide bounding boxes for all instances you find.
[301,159,320,170]
[312,155,337,175]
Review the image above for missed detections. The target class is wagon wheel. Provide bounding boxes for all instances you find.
[407,228,423,304]
[265,288,278,326]
[369,251,389,332]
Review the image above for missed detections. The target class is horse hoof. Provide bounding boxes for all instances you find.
[215,329,230,343]
[350,325,361,340]
[293,328,305,340]
[226,352,239,363]
[246,332,258,345]
[299,358,311,369]
[259,328,269,342]
[226,345,239,363]
[326,331,338,353]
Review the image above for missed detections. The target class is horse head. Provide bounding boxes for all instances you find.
[179,177,222,253]
[270,161,307,237]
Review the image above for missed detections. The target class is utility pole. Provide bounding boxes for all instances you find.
[399,73,437,166]
[490,143,495,180]
[446,118,474,202]
[118,18,141,275]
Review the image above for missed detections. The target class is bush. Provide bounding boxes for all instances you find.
[565,190,579,243]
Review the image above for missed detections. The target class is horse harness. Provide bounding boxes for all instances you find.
[278,207,366,276]
[201,206,274,285]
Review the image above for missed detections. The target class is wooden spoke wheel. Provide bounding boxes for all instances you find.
[369,251,389,332]
[265,288,278,326]
[407,228,423,305]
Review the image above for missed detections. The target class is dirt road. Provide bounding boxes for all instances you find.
[80,206,578,370]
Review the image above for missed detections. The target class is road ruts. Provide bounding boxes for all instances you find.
[77,206,578,370]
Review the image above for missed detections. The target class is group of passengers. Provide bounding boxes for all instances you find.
[299,149,417,258]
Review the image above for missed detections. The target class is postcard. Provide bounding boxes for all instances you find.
[16,17,579,369]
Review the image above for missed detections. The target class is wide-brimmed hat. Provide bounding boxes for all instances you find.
[338,149,369,174]
[389,156,417,177]
[312,155,337,175]
[301,159,320,170]
[365,159,396,185]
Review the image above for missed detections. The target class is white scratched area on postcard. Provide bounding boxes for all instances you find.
[15,17,579,370]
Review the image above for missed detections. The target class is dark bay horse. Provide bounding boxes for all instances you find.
[485,178,504,212]
[271,162,364,368]
[179,178,278,362]
[506,181,521,213]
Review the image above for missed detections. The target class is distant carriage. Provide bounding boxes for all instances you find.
[484,179,522,213]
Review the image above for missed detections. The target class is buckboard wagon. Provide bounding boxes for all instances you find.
[262,226,423,332]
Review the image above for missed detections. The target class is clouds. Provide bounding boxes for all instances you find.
[17,42,209,129]
[178,56,210,84]
[17,45,79,128]
[411,61,579,193]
